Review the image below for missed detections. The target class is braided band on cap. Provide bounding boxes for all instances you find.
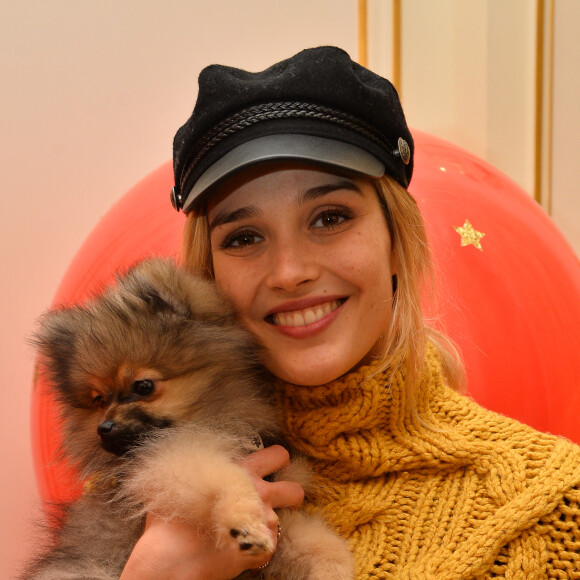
[177,101,391,198]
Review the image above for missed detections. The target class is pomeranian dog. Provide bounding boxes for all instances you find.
[23,258,353,580]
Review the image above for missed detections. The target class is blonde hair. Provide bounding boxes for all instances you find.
[371,176,465,400]
[181,201,213,278]
[180,174,465,400]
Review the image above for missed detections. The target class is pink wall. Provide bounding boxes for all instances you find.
[0,2,357,576]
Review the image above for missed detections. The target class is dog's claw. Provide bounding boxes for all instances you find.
[228,526,271,554]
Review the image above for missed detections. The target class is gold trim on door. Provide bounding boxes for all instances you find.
[535,0,554,213]
[392,0,402,94]
[358,0,368,67]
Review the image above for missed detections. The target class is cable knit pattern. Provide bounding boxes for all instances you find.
[277,344,580,579]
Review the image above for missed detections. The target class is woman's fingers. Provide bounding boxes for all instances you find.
[256,478,305,509]
[238,445,305,509]
[239,444,290,477]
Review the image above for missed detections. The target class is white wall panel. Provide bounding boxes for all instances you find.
[365,0,578,255]
[551,0,580,254]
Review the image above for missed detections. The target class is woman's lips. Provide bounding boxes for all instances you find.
[266,298,346,328]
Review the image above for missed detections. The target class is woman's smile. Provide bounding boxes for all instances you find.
[265,298,347,341]
[266,297,346,326]
[207,164,395,386]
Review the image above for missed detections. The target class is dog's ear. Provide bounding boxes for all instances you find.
[121,258,233,323]
[138,281,192,319]
[31,306,83,398]
[117,261,193,320]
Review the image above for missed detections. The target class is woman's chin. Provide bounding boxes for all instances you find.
[264,354,363,387]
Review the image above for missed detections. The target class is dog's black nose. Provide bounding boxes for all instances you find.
[97,420,115,436]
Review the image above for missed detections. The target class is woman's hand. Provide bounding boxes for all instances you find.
[120,445,304,580]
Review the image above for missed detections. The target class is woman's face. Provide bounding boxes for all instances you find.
[207,164,395,386]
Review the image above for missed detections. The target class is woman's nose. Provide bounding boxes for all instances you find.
[265,241,320,291]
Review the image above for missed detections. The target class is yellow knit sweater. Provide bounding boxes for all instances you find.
[277,345,580,579]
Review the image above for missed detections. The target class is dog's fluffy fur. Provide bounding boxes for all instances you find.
[22,258,353,580]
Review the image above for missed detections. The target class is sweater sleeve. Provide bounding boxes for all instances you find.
[483,485,580,579]
[537,484,580,578]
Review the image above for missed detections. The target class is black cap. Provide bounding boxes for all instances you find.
[172,46,413,213]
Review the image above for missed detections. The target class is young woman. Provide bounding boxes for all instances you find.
[121,47,580,579]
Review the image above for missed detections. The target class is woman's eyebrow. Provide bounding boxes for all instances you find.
[209,206,260,232]
[300,179,363,204]
[209,179,362,231]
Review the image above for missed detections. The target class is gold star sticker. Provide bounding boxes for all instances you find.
[454,219,485,251]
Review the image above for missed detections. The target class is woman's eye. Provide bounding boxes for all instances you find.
[311,209,352,230]
[133,379,155,397]
[221,231,264,249]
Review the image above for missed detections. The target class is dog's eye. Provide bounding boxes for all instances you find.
[133,379,155,397]
[92,394,106,409]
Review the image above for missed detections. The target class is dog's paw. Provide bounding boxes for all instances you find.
[212,477,274,556]
[227,522,274,555]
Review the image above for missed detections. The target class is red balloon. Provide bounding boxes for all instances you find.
[31,131,580,505]
[411,131,580,439]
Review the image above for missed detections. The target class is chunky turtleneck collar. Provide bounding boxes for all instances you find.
[277,344,474,480]
[276,344,580,579]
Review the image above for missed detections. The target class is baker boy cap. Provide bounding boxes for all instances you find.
[172,46,413,213]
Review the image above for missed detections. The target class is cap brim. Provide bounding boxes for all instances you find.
[181,134,385,212]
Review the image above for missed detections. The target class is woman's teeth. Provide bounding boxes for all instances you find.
[271,300,342,327]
